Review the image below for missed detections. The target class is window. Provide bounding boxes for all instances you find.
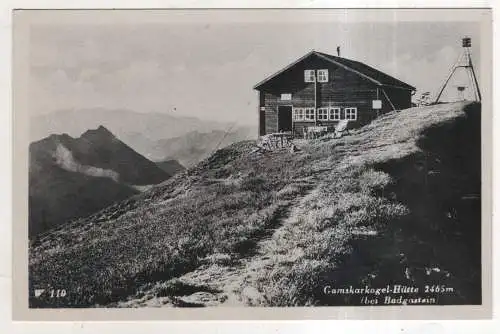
[344,107,358,120]
[304,108,316,121]
[329,107,341,120]
[317,69,329,82]
[293,108,305,121]
[304,70,315,82]
[281,93,292,101]
[294,107,315,121]
[317,108,329,120]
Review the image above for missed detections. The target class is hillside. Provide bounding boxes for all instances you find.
[30,108,256,164]
[154,128,256,167]
[155,159,186,175]
[29,102,481,307]
[29,126,172,237]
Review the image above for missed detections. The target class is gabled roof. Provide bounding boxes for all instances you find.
[253,50,416,91]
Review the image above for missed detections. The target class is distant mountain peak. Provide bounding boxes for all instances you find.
[29,124,173,237]
[47,133,72,140]
[81,125,116,141]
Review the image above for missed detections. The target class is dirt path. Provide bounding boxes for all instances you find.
[117,178,317,308]
[175,197,309,307]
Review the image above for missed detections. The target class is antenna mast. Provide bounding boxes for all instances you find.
[434,37,481,103]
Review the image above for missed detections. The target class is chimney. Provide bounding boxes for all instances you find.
[337,46,341,57]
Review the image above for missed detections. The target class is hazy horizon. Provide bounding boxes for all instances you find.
[29,10,482,126]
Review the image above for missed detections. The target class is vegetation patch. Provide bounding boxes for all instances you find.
[29,102,481,307]
[29,139,314,307]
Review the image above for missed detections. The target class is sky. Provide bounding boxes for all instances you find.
[28,10,483,126]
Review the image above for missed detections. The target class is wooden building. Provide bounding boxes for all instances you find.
[254,50,416,137]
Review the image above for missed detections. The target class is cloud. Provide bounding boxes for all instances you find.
[53,143,120,182]
[28,20,482,122]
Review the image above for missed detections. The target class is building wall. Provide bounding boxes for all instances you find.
[264,110,278,135]
[258,54,412,136]
[258,91,266,136]
[383,87,413,110]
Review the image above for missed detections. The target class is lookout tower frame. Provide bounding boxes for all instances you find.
[434,37,481,103]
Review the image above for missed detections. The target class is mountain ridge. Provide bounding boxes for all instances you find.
[30,108,253,142]
[30,108,256,166]
[29,125,177,237]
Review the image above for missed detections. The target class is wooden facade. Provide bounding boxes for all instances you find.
[254,51,415,137]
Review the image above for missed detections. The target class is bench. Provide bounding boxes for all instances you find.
[304,126,328,139]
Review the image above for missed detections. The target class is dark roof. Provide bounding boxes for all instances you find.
[254,50,416,91]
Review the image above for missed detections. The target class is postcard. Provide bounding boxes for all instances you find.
[12,8,492,320]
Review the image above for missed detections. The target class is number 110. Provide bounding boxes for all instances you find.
[49,289,67,298]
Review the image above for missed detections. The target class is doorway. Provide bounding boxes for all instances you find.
[278,106,293,132]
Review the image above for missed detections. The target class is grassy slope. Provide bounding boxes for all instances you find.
[29,101,481,307]
[252,101,481,306]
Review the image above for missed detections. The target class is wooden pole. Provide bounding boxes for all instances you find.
[381,89,397,112]
[435,52,463,103]
[376,88,380,117]
[435,67,460,103]
[466,48,482,101]
[314,70,318,126]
